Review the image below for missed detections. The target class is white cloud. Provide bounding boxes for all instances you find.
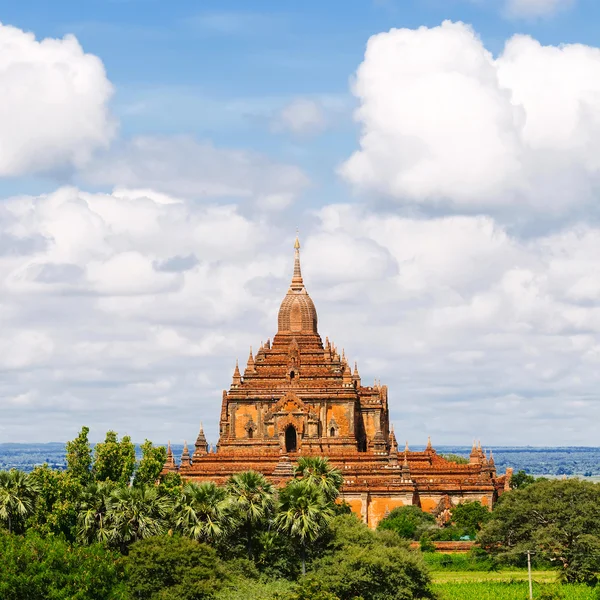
[341,21,600,214]
[505,0,575,18]
[272,98,327,135]
[1,186,600,445]
[82,135,309,206]
[0,23,115,176]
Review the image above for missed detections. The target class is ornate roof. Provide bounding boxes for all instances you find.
[277,236,318,335]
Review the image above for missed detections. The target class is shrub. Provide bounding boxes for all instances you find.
[126,535,228,599]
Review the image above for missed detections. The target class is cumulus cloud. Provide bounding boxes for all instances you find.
[1,186,600,445]
[0,23,115,176]
[341,21,600,214]
[505,0,575,18]
[82,135,309,207]
[272,98,327,135]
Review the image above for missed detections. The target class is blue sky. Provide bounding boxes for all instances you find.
[1,0,600,446]
[4,0,600,202]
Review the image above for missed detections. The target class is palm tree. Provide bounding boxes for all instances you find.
[76,481,115,545]
[175,481,228,543]
[108,484,173,552]
[294,456,343,502]
[0,470,39,533]
[226,470,274,559]
[275,479,334,575]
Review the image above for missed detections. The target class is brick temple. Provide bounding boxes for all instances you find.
[164,237,511,527]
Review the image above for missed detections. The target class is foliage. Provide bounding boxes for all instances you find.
[294,457,343,502]
[66,426,93,485]
[478,478,600,584]
[28,464,81,540]
[226,470,275,559]
[419,534,436,552]
[276,479,335,574]
[510,469,536,489]
[175,481,228,544]
[449,501,490,535]
[377,505,436,540]
[440,453,469,465]
[126,535,228,599]
[423,550,501,572]
[0,469,40,534]
[158,471,184,498]
[300,543,433,600]
[0,529,126,600]
[77,481,173,552]
[134,440,167,487]
[93,431,136,485]
[107,485,174,552]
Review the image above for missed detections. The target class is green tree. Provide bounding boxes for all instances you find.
[93,430,136,485]
[294,457,343,503]
[134,440,167,486]
[226,471,274,559]
[276,480,335,575]
[450,501,490,536]
[439,453,469,465]
[159,472,184,499]
[28,465,81,540]
[510,469,536,489]
[0,470,39,534]
[0,529,127,600]
[77,481,116,545]
[377,505,436,540]
[297,543,433,600]
[176,481,228,544]
[126,535,228,600]
[479,478,600,584]
[65,425,93,485]
[109,484,173,552]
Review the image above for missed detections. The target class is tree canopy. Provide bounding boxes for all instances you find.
[478,478,600,584]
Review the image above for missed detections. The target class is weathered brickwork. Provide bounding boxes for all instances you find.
[163,237,512,528]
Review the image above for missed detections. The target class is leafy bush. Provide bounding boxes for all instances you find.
[126,535,228,599]
[0,529,126,600]
[377,505,436,540]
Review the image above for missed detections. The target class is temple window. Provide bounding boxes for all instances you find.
[248,429,254,439]
[330,427,336,437]
[285,425,297,452]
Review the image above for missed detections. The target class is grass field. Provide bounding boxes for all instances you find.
[433,581,596,599]
[431,570,556,584]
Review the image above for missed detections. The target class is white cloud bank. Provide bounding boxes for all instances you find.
[1,187,600,445]
[505,0,575,18]
[272,98,327,135]
[341,21,600,213]
[0,23,115,176]
[83,135,309,207]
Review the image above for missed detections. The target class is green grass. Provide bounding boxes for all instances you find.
[432,570,556,584]
[433,581,596,599]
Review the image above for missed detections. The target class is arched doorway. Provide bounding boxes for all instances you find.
[285,425,297,453]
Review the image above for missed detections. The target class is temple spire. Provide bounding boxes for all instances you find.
[290,234,305,291]
[165,441,176,469]
[244,347,255,376]
[181,441,191,466]
[232,360,241,386]
[194,422,208,457]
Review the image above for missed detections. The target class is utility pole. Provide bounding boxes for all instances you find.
[527,550,533,599]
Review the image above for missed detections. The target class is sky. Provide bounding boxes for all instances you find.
[1,0,600,447]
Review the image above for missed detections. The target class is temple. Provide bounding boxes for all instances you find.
[164,237,512,527]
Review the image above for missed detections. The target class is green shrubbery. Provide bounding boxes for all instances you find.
[0,426,435,600]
